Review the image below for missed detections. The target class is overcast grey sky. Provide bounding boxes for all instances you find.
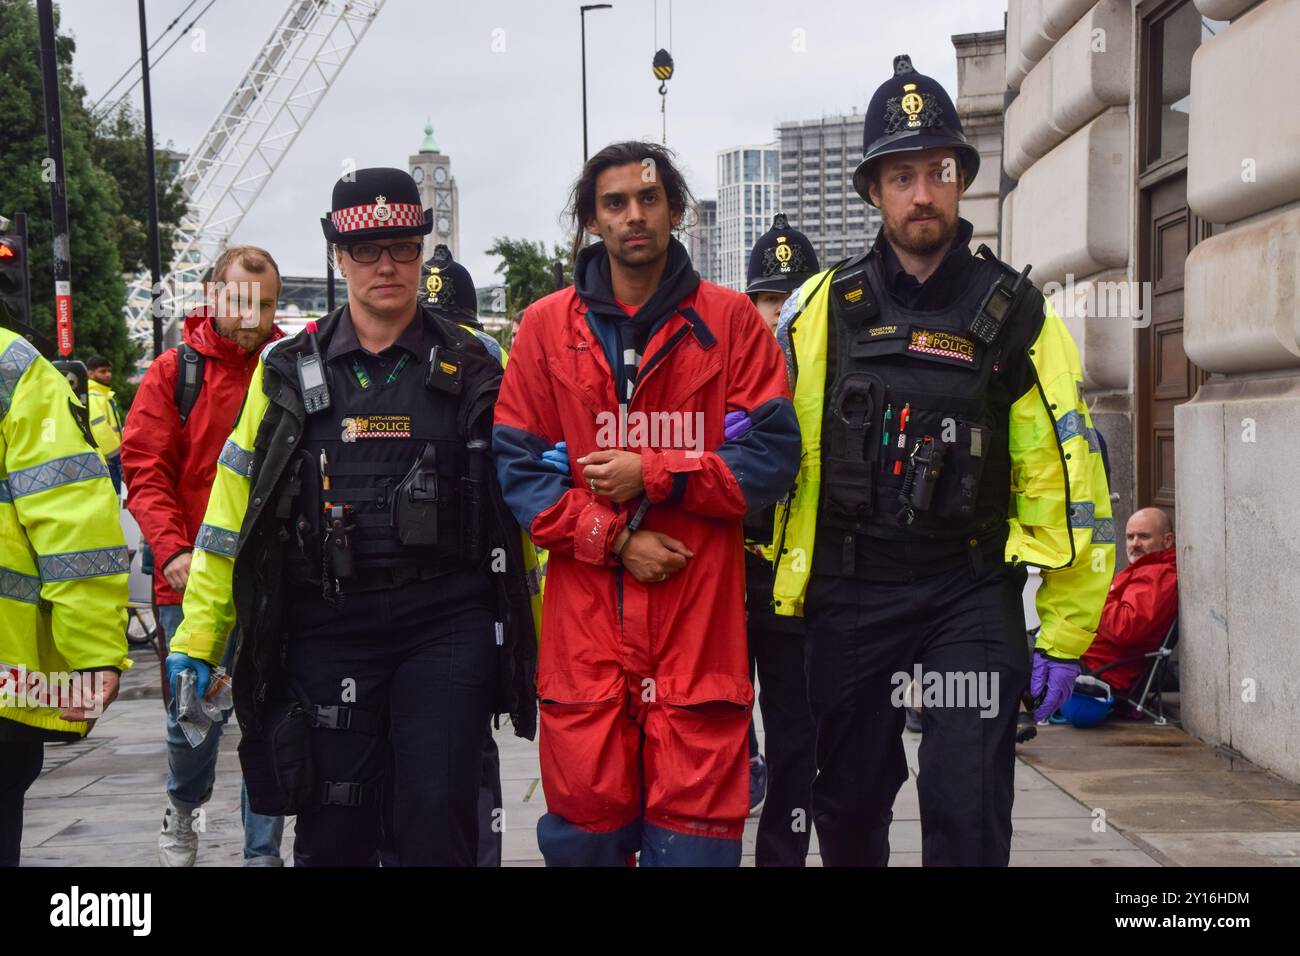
[57,0,1006,285]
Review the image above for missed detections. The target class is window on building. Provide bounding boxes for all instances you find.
[744,150,760,181]
[1143,4,1228,168]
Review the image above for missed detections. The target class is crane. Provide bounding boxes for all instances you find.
[122,0,386,348]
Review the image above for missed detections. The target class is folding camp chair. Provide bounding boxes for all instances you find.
[1084,616,1179,726]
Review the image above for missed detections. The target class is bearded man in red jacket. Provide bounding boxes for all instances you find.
[1082,507,1178,698]
[493,142,801,866]
[121,245,285,867]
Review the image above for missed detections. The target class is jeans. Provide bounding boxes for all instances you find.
[106,455,123,496]
[159,604,285,865]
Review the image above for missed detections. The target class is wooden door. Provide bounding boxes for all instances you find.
[1137,175,1208,508]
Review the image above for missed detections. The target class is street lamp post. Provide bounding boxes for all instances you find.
[580,4,612,163]
[137,0,163,358]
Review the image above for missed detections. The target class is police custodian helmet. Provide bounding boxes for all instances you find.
[851,54,981,207]
[419,244,478,320]
[745,214,820,297]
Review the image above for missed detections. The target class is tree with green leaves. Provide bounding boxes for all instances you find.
[486,237,571,320]
[90,103,187,278]
[0,0,183,406]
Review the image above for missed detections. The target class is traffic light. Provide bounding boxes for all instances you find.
[0,225,31,333]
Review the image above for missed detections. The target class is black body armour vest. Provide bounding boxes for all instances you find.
[280,348,474,593]
[818,247,1039,567]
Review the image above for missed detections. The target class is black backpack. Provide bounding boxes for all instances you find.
[173,343,205,425]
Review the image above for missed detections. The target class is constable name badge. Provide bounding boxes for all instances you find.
[340,415,412,442]
[867,324,897,337]
[908,329,976,364]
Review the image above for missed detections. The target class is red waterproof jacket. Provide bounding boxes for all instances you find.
[493,281,800,712]
[1082,546,1177,691]
[122,312,284,605]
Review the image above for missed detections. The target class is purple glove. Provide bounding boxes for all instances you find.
[724,410,752,442]
[1030,650,1081,722]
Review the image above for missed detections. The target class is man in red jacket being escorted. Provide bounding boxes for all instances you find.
[1082,507,1178,698]
[494,142,801,866]
[121,245,285,866]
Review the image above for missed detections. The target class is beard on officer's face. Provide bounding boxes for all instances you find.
[882,201,958,259]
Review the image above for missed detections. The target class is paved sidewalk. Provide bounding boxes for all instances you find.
[1018,707,1300,867]
[19,660,1162,866]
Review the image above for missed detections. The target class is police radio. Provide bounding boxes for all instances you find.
[298,321,331,414]
[970,261,1033,346]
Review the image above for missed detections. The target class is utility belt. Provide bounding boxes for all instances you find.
[284,560,461,597]
[813,522,1009,582]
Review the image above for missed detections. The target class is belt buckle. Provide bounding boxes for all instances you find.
[313,705,350,730]
[321,781,361,807]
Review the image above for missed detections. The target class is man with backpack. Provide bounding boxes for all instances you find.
[121,245,286,867]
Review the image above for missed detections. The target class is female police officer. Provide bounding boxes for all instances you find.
[168,168,539,866]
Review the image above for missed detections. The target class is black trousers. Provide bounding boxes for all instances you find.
[748,617,816,867]
[476,730,503,867]
[284,573,498,867]
[0,738,44,867]
[380,724,502,867]
[805,558,1029,867]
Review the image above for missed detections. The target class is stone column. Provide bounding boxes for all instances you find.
[1178,0,1300,781]
[953,30,1009,252]
[1001,0,1137,537]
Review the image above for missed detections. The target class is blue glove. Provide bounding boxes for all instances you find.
[724,410,752,442]
[540,441,570,475]
[166,652,213,700]
[1030,650,1081,723]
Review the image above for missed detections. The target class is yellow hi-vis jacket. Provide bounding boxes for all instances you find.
[170,323,543,667]
[0,328,131,735]
[87,379,123,460]
[771,270,1114,660]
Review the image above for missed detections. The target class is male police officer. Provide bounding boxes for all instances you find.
[420,244,482,328]
[169,168,539,866]
[743,214,819,866]
[772,56,1113,866]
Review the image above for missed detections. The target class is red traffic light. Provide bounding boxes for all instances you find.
[0,241,17,260]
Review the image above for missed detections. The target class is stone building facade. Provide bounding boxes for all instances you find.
[953,31,1010,253]
[998,0,1300,781]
